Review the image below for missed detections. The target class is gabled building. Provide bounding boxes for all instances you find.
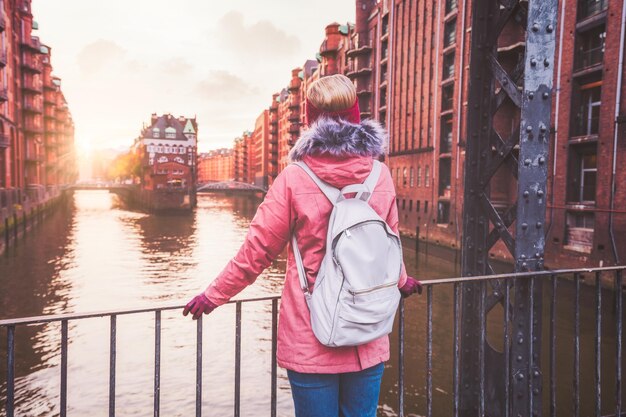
[134,113,198,191]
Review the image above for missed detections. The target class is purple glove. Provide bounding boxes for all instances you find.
[399,277,423,298]
[183,293,218,320]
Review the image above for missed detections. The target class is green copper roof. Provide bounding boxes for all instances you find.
[339,24,349,35]
[183,119,196,134]
[315,52,322,63]
[298,70,304,80]
[40,46,49,54]
[32,21,39,30]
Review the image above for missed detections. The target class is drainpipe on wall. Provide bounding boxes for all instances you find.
[546,0,567,239]
[608,0,626,264]
[454,0,469,249]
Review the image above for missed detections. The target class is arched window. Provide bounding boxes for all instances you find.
[152,128,160,139]
[402,167,408,187]
[409,167,414,187]
[165,127,176,139]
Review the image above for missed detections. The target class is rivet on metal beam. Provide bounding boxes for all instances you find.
[523,191,530,198]
[530,58,537,67]
[539,156,546,164]
[544,59,550,67]
[528,92,534,99]
[526,125,533,133]
[540,124,547,133]
[537,190,544,197]
[532,23,539,32]
[522,223,528,230]
[547,24,554,33]
[524,159,532,166]
[536,222,543,229]
[543,92,550,99]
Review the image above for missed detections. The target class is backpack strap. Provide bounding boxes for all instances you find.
[294,161,341,204]
[360,160,382,202]
[292,234,310,295]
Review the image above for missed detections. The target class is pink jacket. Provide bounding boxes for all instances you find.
[205,118,408,373]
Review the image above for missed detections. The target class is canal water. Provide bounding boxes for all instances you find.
[0,191,623,416]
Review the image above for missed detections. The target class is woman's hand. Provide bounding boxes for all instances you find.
[399,277,423,298]
[183,293,218,319]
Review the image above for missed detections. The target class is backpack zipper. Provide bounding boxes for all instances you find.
[347,281,397,303]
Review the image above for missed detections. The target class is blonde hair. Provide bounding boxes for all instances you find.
[306,74,357,112]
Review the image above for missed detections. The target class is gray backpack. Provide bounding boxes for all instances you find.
[292,160,403,347]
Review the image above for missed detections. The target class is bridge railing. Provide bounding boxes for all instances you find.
[1,266,625,417]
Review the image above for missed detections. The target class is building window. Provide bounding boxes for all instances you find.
[442,83,454,112]
[424,201,429,213]
[565,211,595,253]
[438,159,452,197]
[396,168,400,187]
[416,200,421,212]
[444,18,457,48]
[571,78,601,137]
[567,143,597,203]
[445,0,458,14]
[152,128,160,138]
[575,26,605,71]
[403,167,408,187]
[410,167,414,187]
[402,199,406,210]
[437,201,450,224]
[578,0,608,21]
[440,115,453,154]
[417,166,422,187]
[425,165,430,187]
[409,200,413,211]
[443,52,455,81]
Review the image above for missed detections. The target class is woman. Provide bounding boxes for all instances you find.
[183,74,422,417]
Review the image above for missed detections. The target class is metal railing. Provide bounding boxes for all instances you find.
[1,266,625,417]
[576,44,605,70]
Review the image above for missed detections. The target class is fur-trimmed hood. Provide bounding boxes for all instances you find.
[288,117,387,162]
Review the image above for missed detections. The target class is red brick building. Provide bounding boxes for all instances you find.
[251,110,269,188]
[134,114,198,191]
[198,148,234,183]
[0,0,75,200]
[348,0,626,267]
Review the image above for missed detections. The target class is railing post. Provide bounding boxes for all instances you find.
[60,320,68,417]
[271,299,278,417]
[6,325,15,417]
[398,299,405,417]
[109,315,116,417]
[196,316,202,417]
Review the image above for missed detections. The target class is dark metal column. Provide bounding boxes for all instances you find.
[461,0,557,416]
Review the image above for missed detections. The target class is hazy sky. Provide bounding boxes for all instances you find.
[33,1,354,153]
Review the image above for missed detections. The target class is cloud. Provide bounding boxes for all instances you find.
[161,58,193,76]
[196,70,260,102]
[76,39,126,76]
[215,11,300,59]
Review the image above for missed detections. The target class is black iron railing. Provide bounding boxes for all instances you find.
[576,44,605,71]
[1,266,625,417]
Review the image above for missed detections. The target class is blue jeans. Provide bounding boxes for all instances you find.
[287,362,385,417]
